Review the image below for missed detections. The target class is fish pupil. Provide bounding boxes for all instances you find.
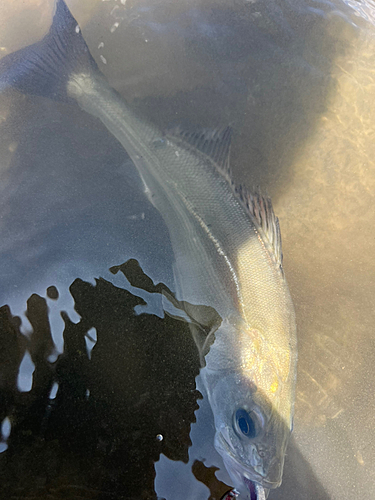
[235,409,256,438]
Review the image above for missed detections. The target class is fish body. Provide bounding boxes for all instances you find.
[0,1,297,498]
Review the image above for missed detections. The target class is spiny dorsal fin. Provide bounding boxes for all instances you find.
[234,186,283,269]
[167,125,282,269]
[167,125,232,174]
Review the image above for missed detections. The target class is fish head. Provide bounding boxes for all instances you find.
[202,359,293,499]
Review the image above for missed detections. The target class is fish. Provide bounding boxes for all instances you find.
[0,1,297,498]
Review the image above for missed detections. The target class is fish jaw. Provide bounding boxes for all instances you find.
[221,483,269,500]
[215,430,280,496]
[244,479,269,500]
[221,455,270,500]
[218,449,270,500]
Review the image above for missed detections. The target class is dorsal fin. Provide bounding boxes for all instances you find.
[235,186,283,269]
[166,125,282,269]
[167,125,232,174]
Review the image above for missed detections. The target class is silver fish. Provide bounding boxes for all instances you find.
[0,1,297,498]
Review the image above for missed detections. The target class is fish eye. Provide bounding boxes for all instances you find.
[234,409,257,439]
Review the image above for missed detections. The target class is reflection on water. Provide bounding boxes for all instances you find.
[0,0,375,498]
[0,261,202,498]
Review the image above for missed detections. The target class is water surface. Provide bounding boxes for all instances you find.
[0,0,375,498]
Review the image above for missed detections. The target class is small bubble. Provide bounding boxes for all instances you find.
[110,22,120,33]
[100,55,107,65]
[98,42,104,49]
[121,0,127,4]
[156,434,163,442]
[356,451,365,466]
[175,151,180,157]
[75,25,80,34]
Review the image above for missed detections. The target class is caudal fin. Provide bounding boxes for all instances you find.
[0,0,98,103]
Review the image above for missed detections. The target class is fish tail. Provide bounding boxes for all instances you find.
[0,0,98,103]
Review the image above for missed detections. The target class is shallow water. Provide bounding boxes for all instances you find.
[0,0,375,498]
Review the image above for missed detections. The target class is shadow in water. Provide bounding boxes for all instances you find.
[0,0,359,209]
[0,260,328,500]
[0,260,201,499]
[271,434,330,500]
[105,0,360,196]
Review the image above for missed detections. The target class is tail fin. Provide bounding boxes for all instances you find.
[0,0,98,103]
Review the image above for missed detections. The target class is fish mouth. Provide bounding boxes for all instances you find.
[244,478,269,500]
[220,481,269,500]
[215,433,277,496]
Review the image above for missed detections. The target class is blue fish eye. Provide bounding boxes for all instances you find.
[235,409,257,439]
